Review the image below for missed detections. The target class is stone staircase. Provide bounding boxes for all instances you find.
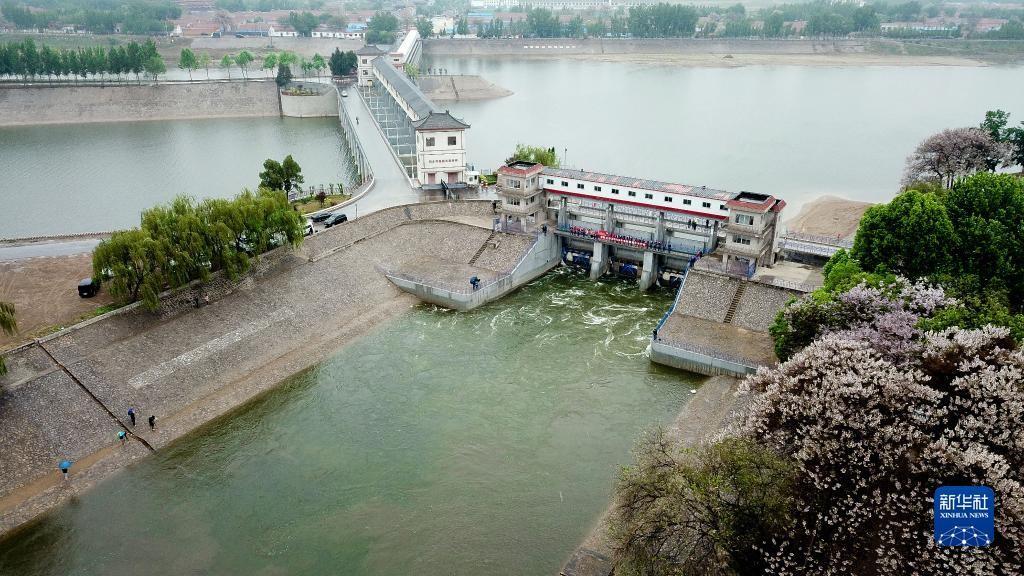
[469,231,497,265]
[723,281,746,324]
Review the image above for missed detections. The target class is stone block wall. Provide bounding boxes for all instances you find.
[0,81,281,127]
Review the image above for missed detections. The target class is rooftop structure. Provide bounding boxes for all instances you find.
[541,167,733,202]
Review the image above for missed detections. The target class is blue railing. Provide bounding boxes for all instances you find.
[654,267,689,336]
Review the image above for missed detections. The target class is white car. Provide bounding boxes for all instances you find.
[341,90,349,98]
[304,218,314,236]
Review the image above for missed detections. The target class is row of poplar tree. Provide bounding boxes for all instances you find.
[0,38,166,82]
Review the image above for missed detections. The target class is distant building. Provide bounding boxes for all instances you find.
[495,162,546,224]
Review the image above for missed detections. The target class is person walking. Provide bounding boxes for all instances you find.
[148,415,156,431]
[58,460,72,481]
[117,430,127,445]
[127,407,136,427]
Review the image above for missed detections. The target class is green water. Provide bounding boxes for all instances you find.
[0,269,697,575]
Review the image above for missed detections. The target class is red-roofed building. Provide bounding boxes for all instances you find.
[721,191,785,268]
[496,161,546,224]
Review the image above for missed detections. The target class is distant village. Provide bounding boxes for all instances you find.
[0,0,1020,41]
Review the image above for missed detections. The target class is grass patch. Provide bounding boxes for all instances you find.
[292,194,351,215]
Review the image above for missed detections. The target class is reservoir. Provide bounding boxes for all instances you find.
[3,63,1022,237]
[0,270,692,575]
[0,116,356,238]
[425,57,1024,211]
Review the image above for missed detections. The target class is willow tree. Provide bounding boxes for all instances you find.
[0,301,16,376]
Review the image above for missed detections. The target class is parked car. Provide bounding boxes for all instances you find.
[310,211,333,223]
[324,213,348,227]
[304,218,314,236]
[341,90,349,98]
[78,277,100,298]
[235,33,245,38]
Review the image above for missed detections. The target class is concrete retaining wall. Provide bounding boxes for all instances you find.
[280,85,338,118]
[650,340,757,377]
[0,81,281,127]
[424,38,867,57]
[388,231,561,311]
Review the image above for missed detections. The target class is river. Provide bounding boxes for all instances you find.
[0,270,691,575]
[424,57,1024,212]
[0,116,357,238]
[3,62,1022,237]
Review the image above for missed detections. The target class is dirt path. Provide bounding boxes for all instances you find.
[0,254,113,350]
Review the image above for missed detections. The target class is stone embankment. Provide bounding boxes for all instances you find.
[651,269,800,376]
[0,81,281,127]
[0,200,533,539]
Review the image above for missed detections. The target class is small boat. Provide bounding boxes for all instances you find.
[341,90,349,97]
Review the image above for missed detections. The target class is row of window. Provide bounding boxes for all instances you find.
[425,136,458,147]
[546,178,725,211]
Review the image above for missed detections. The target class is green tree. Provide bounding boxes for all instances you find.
[220,53,233,79]
[851,187,954,280]
[275,63,293,86]
[178,47,198,81]
[259,155,304,192]
[613,435,794,576]
[366,10,398,43]
[234,50,254,79]
[943,172,1024,309]
[262,53,277,78]
[0,301,16,376]
[506,144,560,167]
[143,55,166,82]
[588,18,607,38]
[288,11,319,36]
[311,53,326,80]
[198,52,211,80]
[92,228,166,310]
[328,48,356,76]
[415,17,432,39]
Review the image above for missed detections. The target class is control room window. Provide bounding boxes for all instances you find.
[426,137,435,147]
[664,196,672,202]
[719,204,727,211]
[561,181,568,186]
[577,183,584,189]
[611,188,619,194]
[547,179,554,185]
[448,136,457,146]
[733,236,751,245]
[644,193,653,199]
[735,214,754,225]
[594,185,602,192]
[702,201,711,208]
[628,191,636,197]
[683,199,692,205]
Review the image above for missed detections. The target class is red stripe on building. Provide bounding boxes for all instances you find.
[545,188,729,221]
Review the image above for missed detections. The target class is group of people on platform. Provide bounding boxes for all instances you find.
[559,224,678,253]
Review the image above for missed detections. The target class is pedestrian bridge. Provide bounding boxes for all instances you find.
[355,36,470,188]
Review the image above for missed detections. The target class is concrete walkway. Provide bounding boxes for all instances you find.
[339,89,430,215]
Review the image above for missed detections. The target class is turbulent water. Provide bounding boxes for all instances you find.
[0,269,696,575]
